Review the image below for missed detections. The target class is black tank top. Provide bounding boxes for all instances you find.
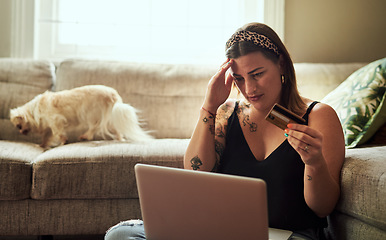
[218,101,327,231]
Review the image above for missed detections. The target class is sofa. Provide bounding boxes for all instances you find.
[0,58,385,239]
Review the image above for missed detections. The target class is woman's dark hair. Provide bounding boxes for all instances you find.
[225,23,306,115]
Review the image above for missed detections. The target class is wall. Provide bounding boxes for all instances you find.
[285,0,386,63]
[1,0,385,62]
[0,0,12,57]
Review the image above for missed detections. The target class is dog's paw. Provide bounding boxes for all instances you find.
[39,143,51,150]
[78,134,91,141]
[58,135,68,145]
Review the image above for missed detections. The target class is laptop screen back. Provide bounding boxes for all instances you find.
[135,164,269,240]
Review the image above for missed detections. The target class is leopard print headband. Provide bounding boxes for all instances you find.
[226,30,280,56]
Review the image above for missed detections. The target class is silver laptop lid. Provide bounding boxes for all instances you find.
[135,164,269,240]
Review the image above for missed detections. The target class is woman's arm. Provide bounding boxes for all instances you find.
[286,103,345,217]
[184,103,233,171]
[184,60,234,171]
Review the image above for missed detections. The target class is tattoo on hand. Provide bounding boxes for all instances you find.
[190,156,203,170]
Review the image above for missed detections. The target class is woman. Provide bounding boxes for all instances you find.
[185,23,345,239]
[105,23,345,240]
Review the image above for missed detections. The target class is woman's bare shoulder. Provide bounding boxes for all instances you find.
[302,98,337,118]
[310,102,339,121]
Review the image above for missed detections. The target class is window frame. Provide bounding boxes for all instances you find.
[11,0,285,62]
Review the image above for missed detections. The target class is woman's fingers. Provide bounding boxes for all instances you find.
[215,59,233,77]
[204,59,234,111]
[285,123,324,164]
[225,70,234,88]
[286,124,322,142]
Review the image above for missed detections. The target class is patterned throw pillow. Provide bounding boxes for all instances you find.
[322,58,386,148]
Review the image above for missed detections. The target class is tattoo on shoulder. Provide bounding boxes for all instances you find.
[190,156,203,170]
[219,103,232,116]
[237,104,257,132]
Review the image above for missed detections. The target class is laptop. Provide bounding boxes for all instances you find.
[135,164,293,240]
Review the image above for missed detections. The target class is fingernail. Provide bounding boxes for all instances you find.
[287,123,293,128]
[284,128,289,134]
[284,133,288,137]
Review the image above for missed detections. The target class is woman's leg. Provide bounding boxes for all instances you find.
[290,227,325,240]
[105,219,146,240]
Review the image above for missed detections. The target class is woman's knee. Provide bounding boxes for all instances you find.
[105,219,146,240]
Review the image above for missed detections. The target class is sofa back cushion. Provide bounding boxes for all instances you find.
[0,59,55,143]
[55,59,217,139]
[55,59,367,139]
[295,63,366,101]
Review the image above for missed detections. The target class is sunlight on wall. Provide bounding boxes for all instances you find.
[37,0,264,64]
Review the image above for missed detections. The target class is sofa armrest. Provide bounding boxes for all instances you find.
[337,145,386,230]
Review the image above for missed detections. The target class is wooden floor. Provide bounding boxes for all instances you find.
[0,235,104,240]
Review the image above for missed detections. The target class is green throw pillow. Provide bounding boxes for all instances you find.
[322,58,386,148]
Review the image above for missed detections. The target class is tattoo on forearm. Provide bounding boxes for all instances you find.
[307,175,312,181]
[209,124,215,135]
[202,116,215,135]
[190,156,203,170]
[202,115,214,123]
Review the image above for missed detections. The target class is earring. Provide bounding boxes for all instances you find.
[281,75,285,84]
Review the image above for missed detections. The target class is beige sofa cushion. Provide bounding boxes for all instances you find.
[0,59,55,143]
[31,139,188,200]
[0,199,141,236]
[54,60,366,139]
[55,59,217,139]
[0,141,44,200]
[338,145,386,231]
[295,63,366,101]
[327,210,386,240]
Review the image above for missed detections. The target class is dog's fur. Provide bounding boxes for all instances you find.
[10,85,153,148]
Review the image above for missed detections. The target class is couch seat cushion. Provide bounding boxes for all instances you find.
[31,139,189,200]
[338,145,386,230]
[0,141,44,200]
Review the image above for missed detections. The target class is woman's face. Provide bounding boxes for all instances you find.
[230,51,283,113]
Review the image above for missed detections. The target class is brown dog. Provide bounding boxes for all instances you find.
[10,85,152,148]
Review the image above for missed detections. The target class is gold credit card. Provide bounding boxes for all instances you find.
[265,103,306,130]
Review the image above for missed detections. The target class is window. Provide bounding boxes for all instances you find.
[12,0,284,64]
